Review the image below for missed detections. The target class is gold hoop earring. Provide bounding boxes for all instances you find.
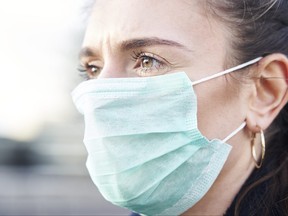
[251,129,266,169]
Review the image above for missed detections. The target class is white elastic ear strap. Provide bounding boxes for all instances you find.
[222,122,246,143]
[191,57,262,86]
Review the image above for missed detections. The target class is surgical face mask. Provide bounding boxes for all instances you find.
[72,57,261,216]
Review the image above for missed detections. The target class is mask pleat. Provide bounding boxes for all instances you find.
[84,130,206,175]
[71,71,240,215]
[88,140,212,203]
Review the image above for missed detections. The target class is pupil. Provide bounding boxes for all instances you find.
[142,57,152,68]
[91,67,97,73]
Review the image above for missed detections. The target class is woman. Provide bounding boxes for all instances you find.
[72,0,288,215]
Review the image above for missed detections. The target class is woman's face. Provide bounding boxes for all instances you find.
[81,0,252,167]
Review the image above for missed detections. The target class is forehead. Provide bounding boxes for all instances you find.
[83,0,224,46]
[82,0,229,73]
[90,0,203,29]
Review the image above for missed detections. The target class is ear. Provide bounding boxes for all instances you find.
[246,53,288,132]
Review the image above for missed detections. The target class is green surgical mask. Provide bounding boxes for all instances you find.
[72,57,261,216]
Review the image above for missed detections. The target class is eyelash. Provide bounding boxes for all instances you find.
[130,51,166,75]
[77,66,88,80]
[131,50,153,61]
[77,51,168,79]
[77,63,99,80]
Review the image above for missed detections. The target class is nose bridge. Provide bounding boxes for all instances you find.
[98,58,126,78]
[97,37,128,79]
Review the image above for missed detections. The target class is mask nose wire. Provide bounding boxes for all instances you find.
[190,57,262,86]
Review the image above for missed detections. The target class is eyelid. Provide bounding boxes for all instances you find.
[131,51,168,63]
[78,51,172,78]
[77,60,102,80]
[130,51,172,77]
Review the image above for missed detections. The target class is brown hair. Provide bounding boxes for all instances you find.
[206,0,288,215]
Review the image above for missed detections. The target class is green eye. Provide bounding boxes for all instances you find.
[141,56,155,69]
[131,51,171,76]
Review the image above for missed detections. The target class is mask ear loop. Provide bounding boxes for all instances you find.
[191,57,262,86]
[189,57,261,143]
[222,122,246,143]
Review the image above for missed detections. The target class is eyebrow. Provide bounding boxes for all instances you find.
[79,47,97,60]
[79,37,193,59]
[120,37,192,51]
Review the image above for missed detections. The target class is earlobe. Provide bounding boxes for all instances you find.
[246,53,288,132]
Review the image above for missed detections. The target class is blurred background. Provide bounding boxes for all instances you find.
[0,0,129,215]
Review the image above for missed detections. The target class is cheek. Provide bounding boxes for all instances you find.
[194,79,247,140]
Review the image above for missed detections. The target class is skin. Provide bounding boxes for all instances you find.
[80,0,288,215]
